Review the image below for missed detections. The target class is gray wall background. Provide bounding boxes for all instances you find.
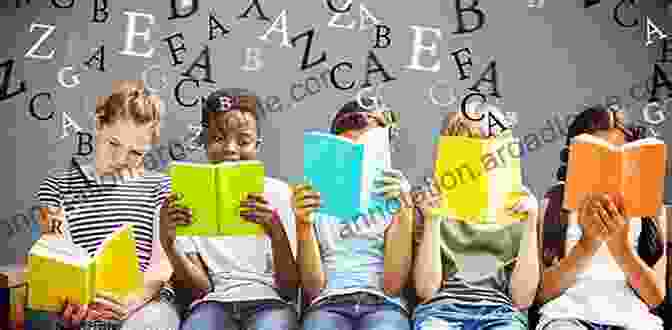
[1,0,670,264]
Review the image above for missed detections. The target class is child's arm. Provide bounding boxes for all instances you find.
[509,191,540,310]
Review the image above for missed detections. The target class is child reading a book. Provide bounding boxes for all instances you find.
[536,105,667,330]
[412,104,541,330]
[295,99,415,330]
[163,88,300,330]
[36,81,181,330]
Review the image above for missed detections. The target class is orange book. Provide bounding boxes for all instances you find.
[564,134,667,217]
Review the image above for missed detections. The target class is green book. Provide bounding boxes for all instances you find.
[169,160,266,236]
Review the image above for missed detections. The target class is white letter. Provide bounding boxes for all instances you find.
[646,16,668,47]
[258,9,291,48]
[641,101,667,125]
[241,47,263,71]
[120,11,156,58]
[428,80,457,106]
[405,25,442,72]
[57,66,80,88]
[327,0,355,30]
[141,64,167,93]
[25,23,56,60]
[358,3,381,31]
[59,112,83,139]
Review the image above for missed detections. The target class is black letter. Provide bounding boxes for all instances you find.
[83,45,105,72]
[181,46,216,83]
[76,131,93,156]
[361,50,396,88]
[373,25,391,49]
[468,60,500,98]
[584,0,600,8]
[460,92,486,121]
[330,61,355,90]
[175,78,201,107]
[91,0,108,23]
[658,38,672,64]
[326,0,351,13]
[613,0,638,28]
[649,63,672,102]
[163,33,187,66]
[265,95,283,113]
[29,92,54,120]
[0,59,27,102]
[209,12,231,40]
[290,29,327,71]
[237,0,270,21]
[168,0,199,20]
[487,111,508,137]
[51,0,74,8]
[16,0,30,8]
[454,0,485,34]
[451,47,472,80]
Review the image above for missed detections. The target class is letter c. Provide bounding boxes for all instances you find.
[174,78,200,107]
[429,80,458,106]
[29,92,55,120]
[330,61,355,90]
[460,92,487,121]
[142,64,168,93]
[290,82,306,102]
[57,66,81,88]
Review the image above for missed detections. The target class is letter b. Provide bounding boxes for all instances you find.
[454,0,486,34]
[373,24,391,48]
[76,132,93,156]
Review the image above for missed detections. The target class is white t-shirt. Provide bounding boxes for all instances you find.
[176,177,297,306]
[540,214,663,330]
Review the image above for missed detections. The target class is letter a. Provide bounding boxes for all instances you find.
[258,9,292,48]
[646,17,668,46]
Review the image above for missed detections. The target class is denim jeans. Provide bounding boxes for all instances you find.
[413,301,528,330]
[536,316,633,330]
[180,299,298,330]
[300,293,411,330]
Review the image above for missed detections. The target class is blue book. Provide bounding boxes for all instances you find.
[303,127,392,222]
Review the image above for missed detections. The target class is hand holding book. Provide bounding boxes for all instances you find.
[240,193,280,236]
[159,192,193,251]
[372,168,412,209]
[291,183,322,225]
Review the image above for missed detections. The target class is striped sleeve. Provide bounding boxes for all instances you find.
[37,173,63,208]
[155,175,172,209]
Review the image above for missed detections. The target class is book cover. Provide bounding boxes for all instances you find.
[303,127,391,221]
[564,134,667,217]
[169,161,265,236]
[26,224,142,312]
[432,132,525,224]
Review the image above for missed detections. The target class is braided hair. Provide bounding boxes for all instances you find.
[542,105,664,268]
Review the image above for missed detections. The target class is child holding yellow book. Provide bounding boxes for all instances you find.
[412,103,541,330]
[35,81,181,330]
[163,88,300,330]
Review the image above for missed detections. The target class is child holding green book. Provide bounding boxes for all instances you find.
[162,88,300,330]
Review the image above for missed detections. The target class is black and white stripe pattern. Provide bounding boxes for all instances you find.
[37,166,171,272]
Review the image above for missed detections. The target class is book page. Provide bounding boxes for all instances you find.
[217,161,265,236]
[434,136,486,222]
[622,144,666,217]
[564,141,620,211]
[361,127,392,218]
[303,131,364,221]
[170,162,219,236]
[93,224,144,304]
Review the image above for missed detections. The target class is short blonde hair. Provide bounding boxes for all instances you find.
[95,80,162,144]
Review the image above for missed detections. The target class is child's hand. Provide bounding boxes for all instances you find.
[411,178,442,221]
[240,193,279,236]
[507,188,539,223]
[159,193,192,251]
[373,169,412,208]
[291,184,322,224]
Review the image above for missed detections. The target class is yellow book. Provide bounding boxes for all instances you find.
[432,131,525,224]
[169,160,266,236]
[26,224,143,312]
